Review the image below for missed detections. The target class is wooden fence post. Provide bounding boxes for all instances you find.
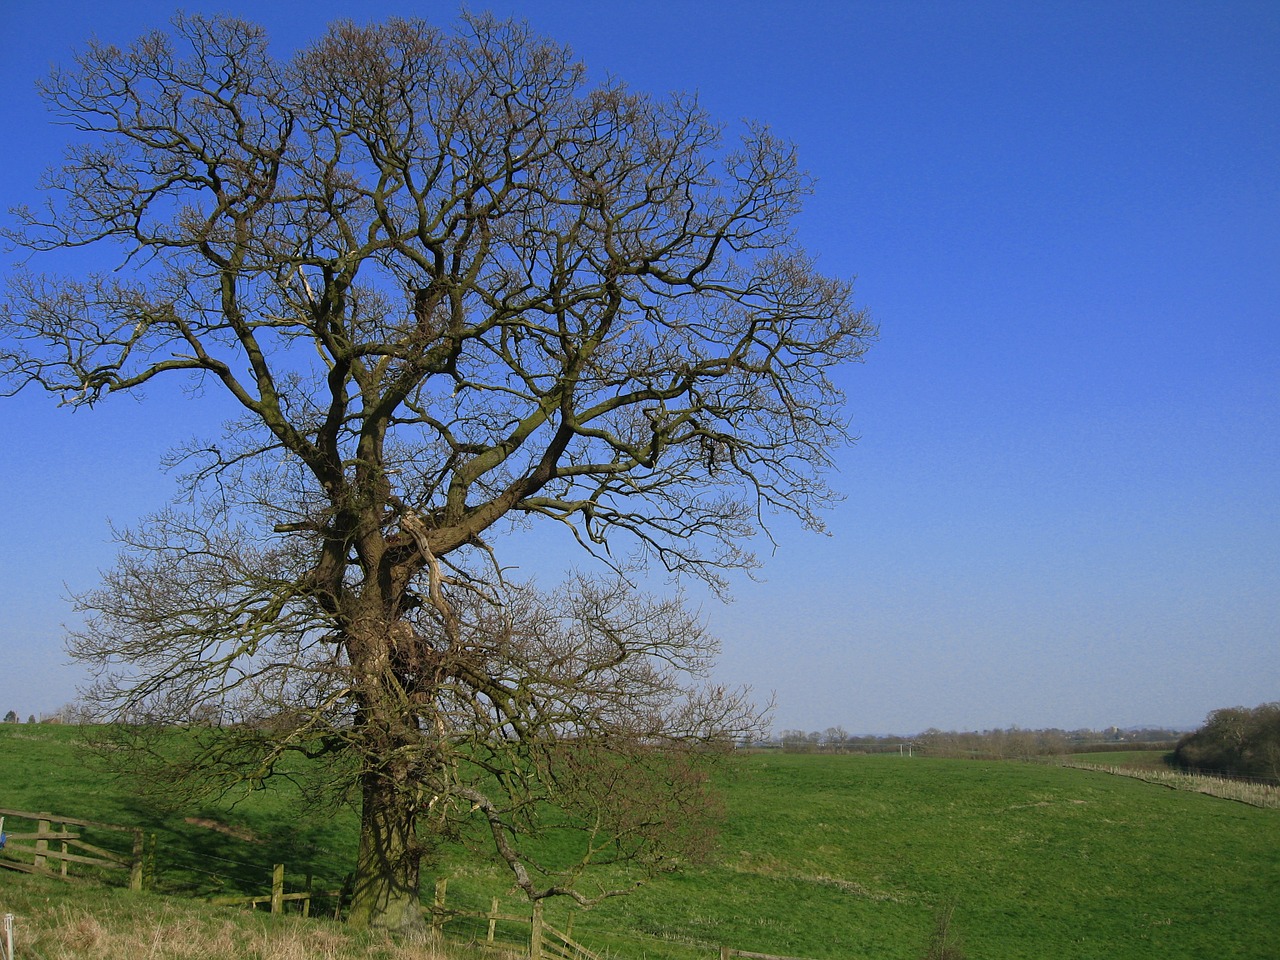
[130,829,144,891]
[58,821,69,877]
[34,818,49,871]
[271,863,285,915]
[146,833,158,890]
[432,878,448,935]
[335,874,353,921]
[487,897,500,943]
[530,899,544,960]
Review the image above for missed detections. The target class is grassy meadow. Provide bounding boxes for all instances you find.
[1,724,1277,959]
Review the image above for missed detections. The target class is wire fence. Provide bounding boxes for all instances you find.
[1061,760,1280,808]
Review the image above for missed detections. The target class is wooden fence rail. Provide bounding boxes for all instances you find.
[721,949,817,960]
[0,807,150,890]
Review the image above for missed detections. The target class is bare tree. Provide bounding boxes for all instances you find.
[2,13,872,930]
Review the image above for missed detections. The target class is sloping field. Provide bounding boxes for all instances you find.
[1069,749,1174,770]
[1,726,1276,959]
[573,752,1278,959]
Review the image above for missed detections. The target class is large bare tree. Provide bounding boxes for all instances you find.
[1,14,873,930]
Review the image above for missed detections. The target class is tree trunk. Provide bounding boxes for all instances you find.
[347,766,424,931]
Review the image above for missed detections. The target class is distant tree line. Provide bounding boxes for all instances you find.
[766,725,1184,759]
[1174,703,1280,781]
[1,704,91,725]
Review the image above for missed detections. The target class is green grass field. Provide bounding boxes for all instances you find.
[1,725,1276,959]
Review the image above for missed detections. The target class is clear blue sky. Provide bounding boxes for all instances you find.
[1,1,1276,734]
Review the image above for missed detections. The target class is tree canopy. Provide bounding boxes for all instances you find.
[2,12,872,930]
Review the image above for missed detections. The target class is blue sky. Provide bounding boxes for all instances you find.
[0,1,1276,733]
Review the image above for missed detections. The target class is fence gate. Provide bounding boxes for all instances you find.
[0,807,147,889]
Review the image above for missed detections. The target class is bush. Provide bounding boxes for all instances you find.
[1174,703,1280,781]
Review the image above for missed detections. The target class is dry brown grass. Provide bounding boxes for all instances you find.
[5,899,518,960]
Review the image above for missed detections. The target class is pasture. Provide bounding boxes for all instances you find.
[0,724,1276,959]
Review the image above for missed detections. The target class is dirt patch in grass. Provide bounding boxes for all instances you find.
[183,817,261,842]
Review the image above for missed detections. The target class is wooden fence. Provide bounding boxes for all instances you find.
[428,880,600,960]
[209,862,346,918]
[0,807,151,890]
[426,881,815,960]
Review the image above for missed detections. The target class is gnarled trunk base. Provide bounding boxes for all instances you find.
[346,770,424,932]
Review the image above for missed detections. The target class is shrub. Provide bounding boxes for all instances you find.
[1174,703,1280,781]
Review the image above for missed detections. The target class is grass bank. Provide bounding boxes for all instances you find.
[0,870,517,960]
